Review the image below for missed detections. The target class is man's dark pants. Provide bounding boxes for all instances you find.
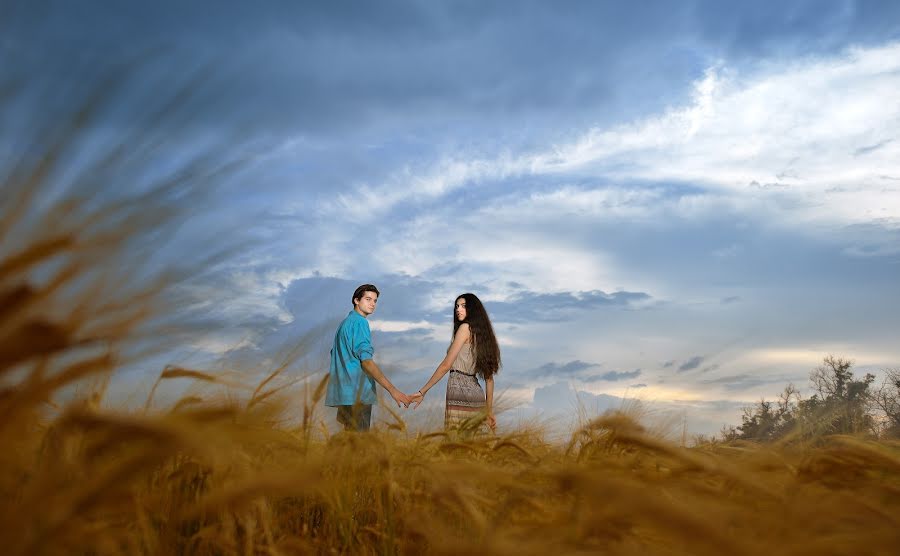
[336,403,372,432]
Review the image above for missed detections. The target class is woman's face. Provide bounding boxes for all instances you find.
[455,298,467,322]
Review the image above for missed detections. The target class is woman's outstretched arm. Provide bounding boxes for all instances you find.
[411,324,470,408]
[485,375,495,430]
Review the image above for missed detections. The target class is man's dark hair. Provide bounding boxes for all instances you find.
[352,284,380,306]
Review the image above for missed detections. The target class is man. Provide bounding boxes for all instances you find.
[325,284,411,431]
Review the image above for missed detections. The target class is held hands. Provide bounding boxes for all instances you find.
[388,388,425,409]
[409,390,425,409]
[389,388,412,408]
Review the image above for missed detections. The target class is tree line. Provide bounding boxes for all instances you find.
[719,355,900,443]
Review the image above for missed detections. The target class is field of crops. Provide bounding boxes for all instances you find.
[3,357,899,555]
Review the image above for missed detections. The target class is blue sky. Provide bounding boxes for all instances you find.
[4,1,900,434]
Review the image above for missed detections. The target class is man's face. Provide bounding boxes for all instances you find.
[354,291,378,317]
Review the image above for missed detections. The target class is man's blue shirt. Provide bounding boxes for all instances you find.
[325,310,377,406]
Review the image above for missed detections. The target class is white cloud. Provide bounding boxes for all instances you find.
[317,42,900,236]
[533,43,900,227]
[371,210,621,295]
[369,319,435,333]
[320,152,532,221]
[189,334,256,356]
[267,42,900,304]
[712,244,742,259]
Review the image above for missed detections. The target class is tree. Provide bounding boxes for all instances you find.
[736,384,799,441]
[803,355,875,435]
[730,356,878,443]
[872,368,900,437]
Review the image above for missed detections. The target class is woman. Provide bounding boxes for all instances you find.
[411,293,501,431]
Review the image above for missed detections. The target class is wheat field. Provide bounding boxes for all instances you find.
[3,363,900,556]
[2,252,899,556]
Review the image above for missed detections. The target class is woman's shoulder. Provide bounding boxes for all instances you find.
[454,323,472,340]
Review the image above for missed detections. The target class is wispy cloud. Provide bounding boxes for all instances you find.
[522,360,600,382]
[320,41,900,241]
[586,369,642,382]
[678,356,706,372]
[854,139,893,157]
[488,289,652,323]
[701,373,799,392]
[369,320,436,333]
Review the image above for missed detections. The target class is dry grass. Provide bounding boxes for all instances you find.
[3,252,899,556]
[2,75,899,556]
[4,379,900,556]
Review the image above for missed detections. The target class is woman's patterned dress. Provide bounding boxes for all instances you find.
[444,342,486,430]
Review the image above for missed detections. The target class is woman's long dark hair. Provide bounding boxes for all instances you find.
[453,293,501,379]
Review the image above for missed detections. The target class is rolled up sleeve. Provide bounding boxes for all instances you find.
[353,322,374,361]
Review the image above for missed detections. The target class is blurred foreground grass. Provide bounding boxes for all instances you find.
[2,367,900,555]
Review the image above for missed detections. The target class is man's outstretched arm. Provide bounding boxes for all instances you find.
[361,359,411,407]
